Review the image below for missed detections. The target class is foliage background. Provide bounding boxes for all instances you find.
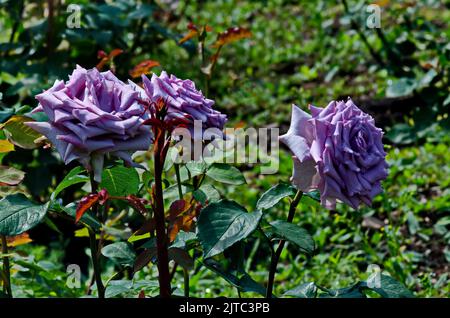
[0,0,449,297]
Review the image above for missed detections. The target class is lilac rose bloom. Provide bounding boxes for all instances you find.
[280,98,388,209]
[133,71,227,135]
[26,65,152,182]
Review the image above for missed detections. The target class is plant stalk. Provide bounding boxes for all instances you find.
[1,235,12,298]
[153,134,171,298]
[88,227,105,298]
[266,190,303,298]
[88,174,105,298]
[174,163,183,200]
[183,268,190,298]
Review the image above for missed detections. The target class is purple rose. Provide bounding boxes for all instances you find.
[26,65,152,182]
[134,71,227,134]
[280,98,388,209]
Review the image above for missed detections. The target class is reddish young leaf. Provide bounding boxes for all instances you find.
[97,50,107,59]
[135,218,155,235]
[129,60,160,78]
[212,27,252,48]
[168,213,196,242]
[178,29,199,44]
[75,193,99,223]
[168,199,189,220]
[126,195,148,216]
[96,49,124,70]
[179,23,212,44]
[133,248,156,273]
[7,232,32,247]
[98,189,110,205]
[108,49,124,58]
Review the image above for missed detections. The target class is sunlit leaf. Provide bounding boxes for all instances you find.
[168,213,196,242]
[0,165,25,186]
[0,115,43,149]
[212,27,251,48]
[178,29,199,44]
[129,60,160,78]
[6,232,32,247]
[0,139,15,153]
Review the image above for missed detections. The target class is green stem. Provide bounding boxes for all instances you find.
[1,235,12,298]
[88,227,105,298]
[88,174,105,298]
[266,190,303,298]
[183,268,190,298]
[174,163,183,200]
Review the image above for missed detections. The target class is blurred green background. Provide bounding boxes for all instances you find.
[0,0,449,297]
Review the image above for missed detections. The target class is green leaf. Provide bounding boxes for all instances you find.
[206,163,246,185]
[51,166,89,200]
[269,220,314,255]
[366,274,414,298]
[284,282,318,298]
[386,78,416,98]
[164,183,194,200]
[256,183,296,210]
[385,123,416,145]
[186,161,208,177]
[203,258,266,296]
[171,231,197,249]
[50,201,101,230]
[198,200,262,258]
[0,194,49,236]
[304,190,320,202]
[0,165,25,186]
[105,280,133,298]
[0,115,42,149]
[193,184,220,204]
[100,166,140,196]
[320,282,366,298]
[101,242,136,267]
[418,69,438,88]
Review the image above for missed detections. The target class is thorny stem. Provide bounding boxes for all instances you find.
[88,174,105,298]
[266,190,303,298]
[153,132,171,298]
[1,235,12,298]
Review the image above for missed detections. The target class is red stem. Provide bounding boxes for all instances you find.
[153,131,171,297]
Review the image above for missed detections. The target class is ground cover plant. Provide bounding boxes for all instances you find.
[0,0,448,299]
